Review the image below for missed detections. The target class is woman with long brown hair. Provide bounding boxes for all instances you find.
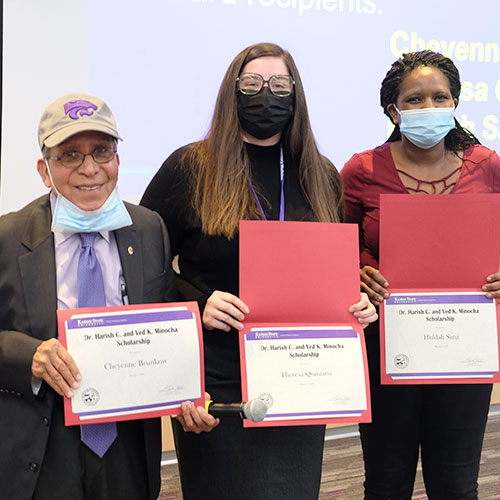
[141,42,376,499]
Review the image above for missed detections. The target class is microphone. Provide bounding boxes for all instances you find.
[206,398,269,422]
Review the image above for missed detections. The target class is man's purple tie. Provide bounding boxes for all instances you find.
[78,232,118,458]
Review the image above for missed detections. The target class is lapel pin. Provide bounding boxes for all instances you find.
[128,246,134,255]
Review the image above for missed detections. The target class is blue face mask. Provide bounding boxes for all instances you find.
[396,106,456,149]
[46,162,132,233]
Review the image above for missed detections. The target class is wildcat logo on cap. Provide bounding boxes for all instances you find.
[64,100,98,120]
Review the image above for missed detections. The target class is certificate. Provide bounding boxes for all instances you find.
[239,221,371,427]
[58,302,204,425]
[379,194,500,384]
[243,327,367,424]
[383,292,499,382]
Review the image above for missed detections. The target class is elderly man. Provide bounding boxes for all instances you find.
[0,94,216,499]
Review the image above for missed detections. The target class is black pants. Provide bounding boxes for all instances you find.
[32,397,151,500]
[360,334,492,500]
[173,379,325,500]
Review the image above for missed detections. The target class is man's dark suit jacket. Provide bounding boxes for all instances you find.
[0,194,176,499]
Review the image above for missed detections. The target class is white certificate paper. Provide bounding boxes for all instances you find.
[58,302,204,425]
[383,292,499,382]
[241,326,369,427]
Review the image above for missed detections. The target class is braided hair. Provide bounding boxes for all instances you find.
[380,50,479,151]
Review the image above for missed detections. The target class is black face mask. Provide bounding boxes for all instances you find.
[237,88,294,140]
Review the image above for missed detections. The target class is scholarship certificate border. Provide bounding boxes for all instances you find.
[58,301,204,425]
[380,290,500,385]
[239,324,371,428]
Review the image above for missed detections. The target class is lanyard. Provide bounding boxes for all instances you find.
[249,147,285,221]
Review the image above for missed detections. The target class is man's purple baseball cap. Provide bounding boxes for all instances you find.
[38,93,122,149]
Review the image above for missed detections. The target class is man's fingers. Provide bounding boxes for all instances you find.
[195,406,219,431]
[47,346,80,390]
[178,401,219,433]
[32,339,81,398]
[45,364,74,397]
[33,359,72,397]
[56,349,82,386]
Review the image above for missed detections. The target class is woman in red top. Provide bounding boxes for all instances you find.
[341,50,500,500]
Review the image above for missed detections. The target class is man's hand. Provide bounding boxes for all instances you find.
[174,392,219,433]
[32,338,81,398]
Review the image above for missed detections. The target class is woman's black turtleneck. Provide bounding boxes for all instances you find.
[141,141,313,382]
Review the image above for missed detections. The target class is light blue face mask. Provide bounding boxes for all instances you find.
[46,161,132,233]
[396,106,456,149]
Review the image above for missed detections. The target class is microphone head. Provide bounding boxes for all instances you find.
[243,398,269,422]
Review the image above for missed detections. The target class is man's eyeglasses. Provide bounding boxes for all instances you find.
[237,73,294,97]
[46,147,117,168]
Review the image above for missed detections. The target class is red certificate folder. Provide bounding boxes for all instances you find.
[239,220,371,427]
[379,194,500,384]
[58,302,204,425]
